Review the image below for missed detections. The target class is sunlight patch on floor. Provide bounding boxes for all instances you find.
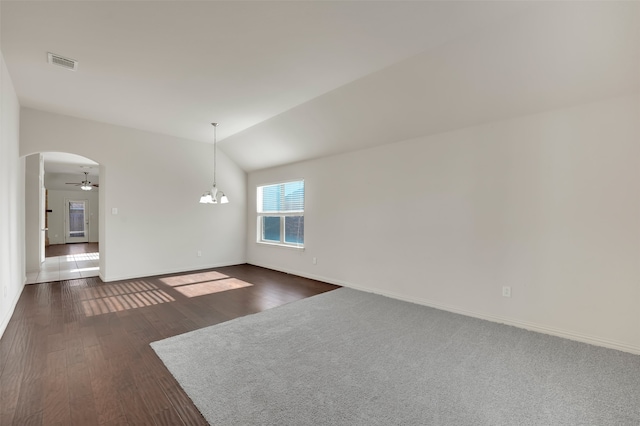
[80,280,174,316]
[173,278,253,297]
[66,252,99,262]
[71,266,100,273]
[160,271,253,297]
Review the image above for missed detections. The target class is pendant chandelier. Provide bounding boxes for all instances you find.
[199,122,229,204]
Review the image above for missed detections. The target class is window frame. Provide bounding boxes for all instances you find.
[256,179,305,249]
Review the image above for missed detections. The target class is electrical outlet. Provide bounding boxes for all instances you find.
[197,250,202,257]
[502,286,511,298]
[312,257,317,265]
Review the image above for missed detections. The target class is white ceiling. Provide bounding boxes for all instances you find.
[41,152,98,174]
[2,1,639,172]
[223,1,640,171]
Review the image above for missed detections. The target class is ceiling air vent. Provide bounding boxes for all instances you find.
[47,52,78,71]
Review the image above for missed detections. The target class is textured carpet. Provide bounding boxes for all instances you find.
[151,288,640,425]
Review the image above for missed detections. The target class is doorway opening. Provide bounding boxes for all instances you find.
[24,151,103,283]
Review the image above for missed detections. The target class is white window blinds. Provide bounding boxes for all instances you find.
[258,180,304,213]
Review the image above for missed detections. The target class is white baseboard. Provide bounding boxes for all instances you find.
[248,262,640,356]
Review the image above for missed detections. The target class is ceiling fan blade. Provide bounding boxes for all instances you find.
[65,172,98,187]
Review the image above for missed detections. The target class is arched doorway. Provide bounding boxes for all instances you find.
[24,151,103,283]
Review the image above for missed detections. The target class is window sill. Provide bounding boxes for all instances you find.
[256,241,305,251]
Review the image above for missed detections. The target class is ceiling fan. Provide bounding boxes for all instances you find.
[66,172,99,191]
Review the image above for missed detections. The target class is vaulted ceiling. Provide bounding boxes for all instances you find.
[2,1,638,172]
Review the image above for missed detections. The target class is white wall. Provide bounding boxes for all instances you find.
[20,109,247,281]
[0,52,24,339]
[24,153,42,272]
[45,189,100,245]
[248,94,640,354]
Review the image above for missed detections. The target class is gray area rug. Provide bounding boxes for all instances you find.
[151,288,640,425]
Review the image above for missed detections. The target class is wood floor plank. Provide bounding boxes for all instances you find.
[134,375,172,416]
[12,410,43,426]
[152,406,186,426]
[13,376,44,425]
[0,371,23,424]
[80,324,100,349]
[86,344,126,424]
[64,322,86,367]
[0,316,20,374]
[117,384,156,426]
[42,350,71,425]
[46,332,66,353]
[67,360,100,426]
[99,415,130,426]
[0,264,339,425]
[157,376,208,426]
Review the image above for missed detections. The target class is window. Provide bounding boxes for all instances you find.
[257,180,304,248]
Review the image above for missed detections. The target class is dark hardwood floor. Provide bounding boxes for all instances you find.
[0,264,339,425]
[46,242,99,258]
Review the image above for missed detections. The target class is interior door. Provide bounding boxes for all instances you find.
[65,199,89,243]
